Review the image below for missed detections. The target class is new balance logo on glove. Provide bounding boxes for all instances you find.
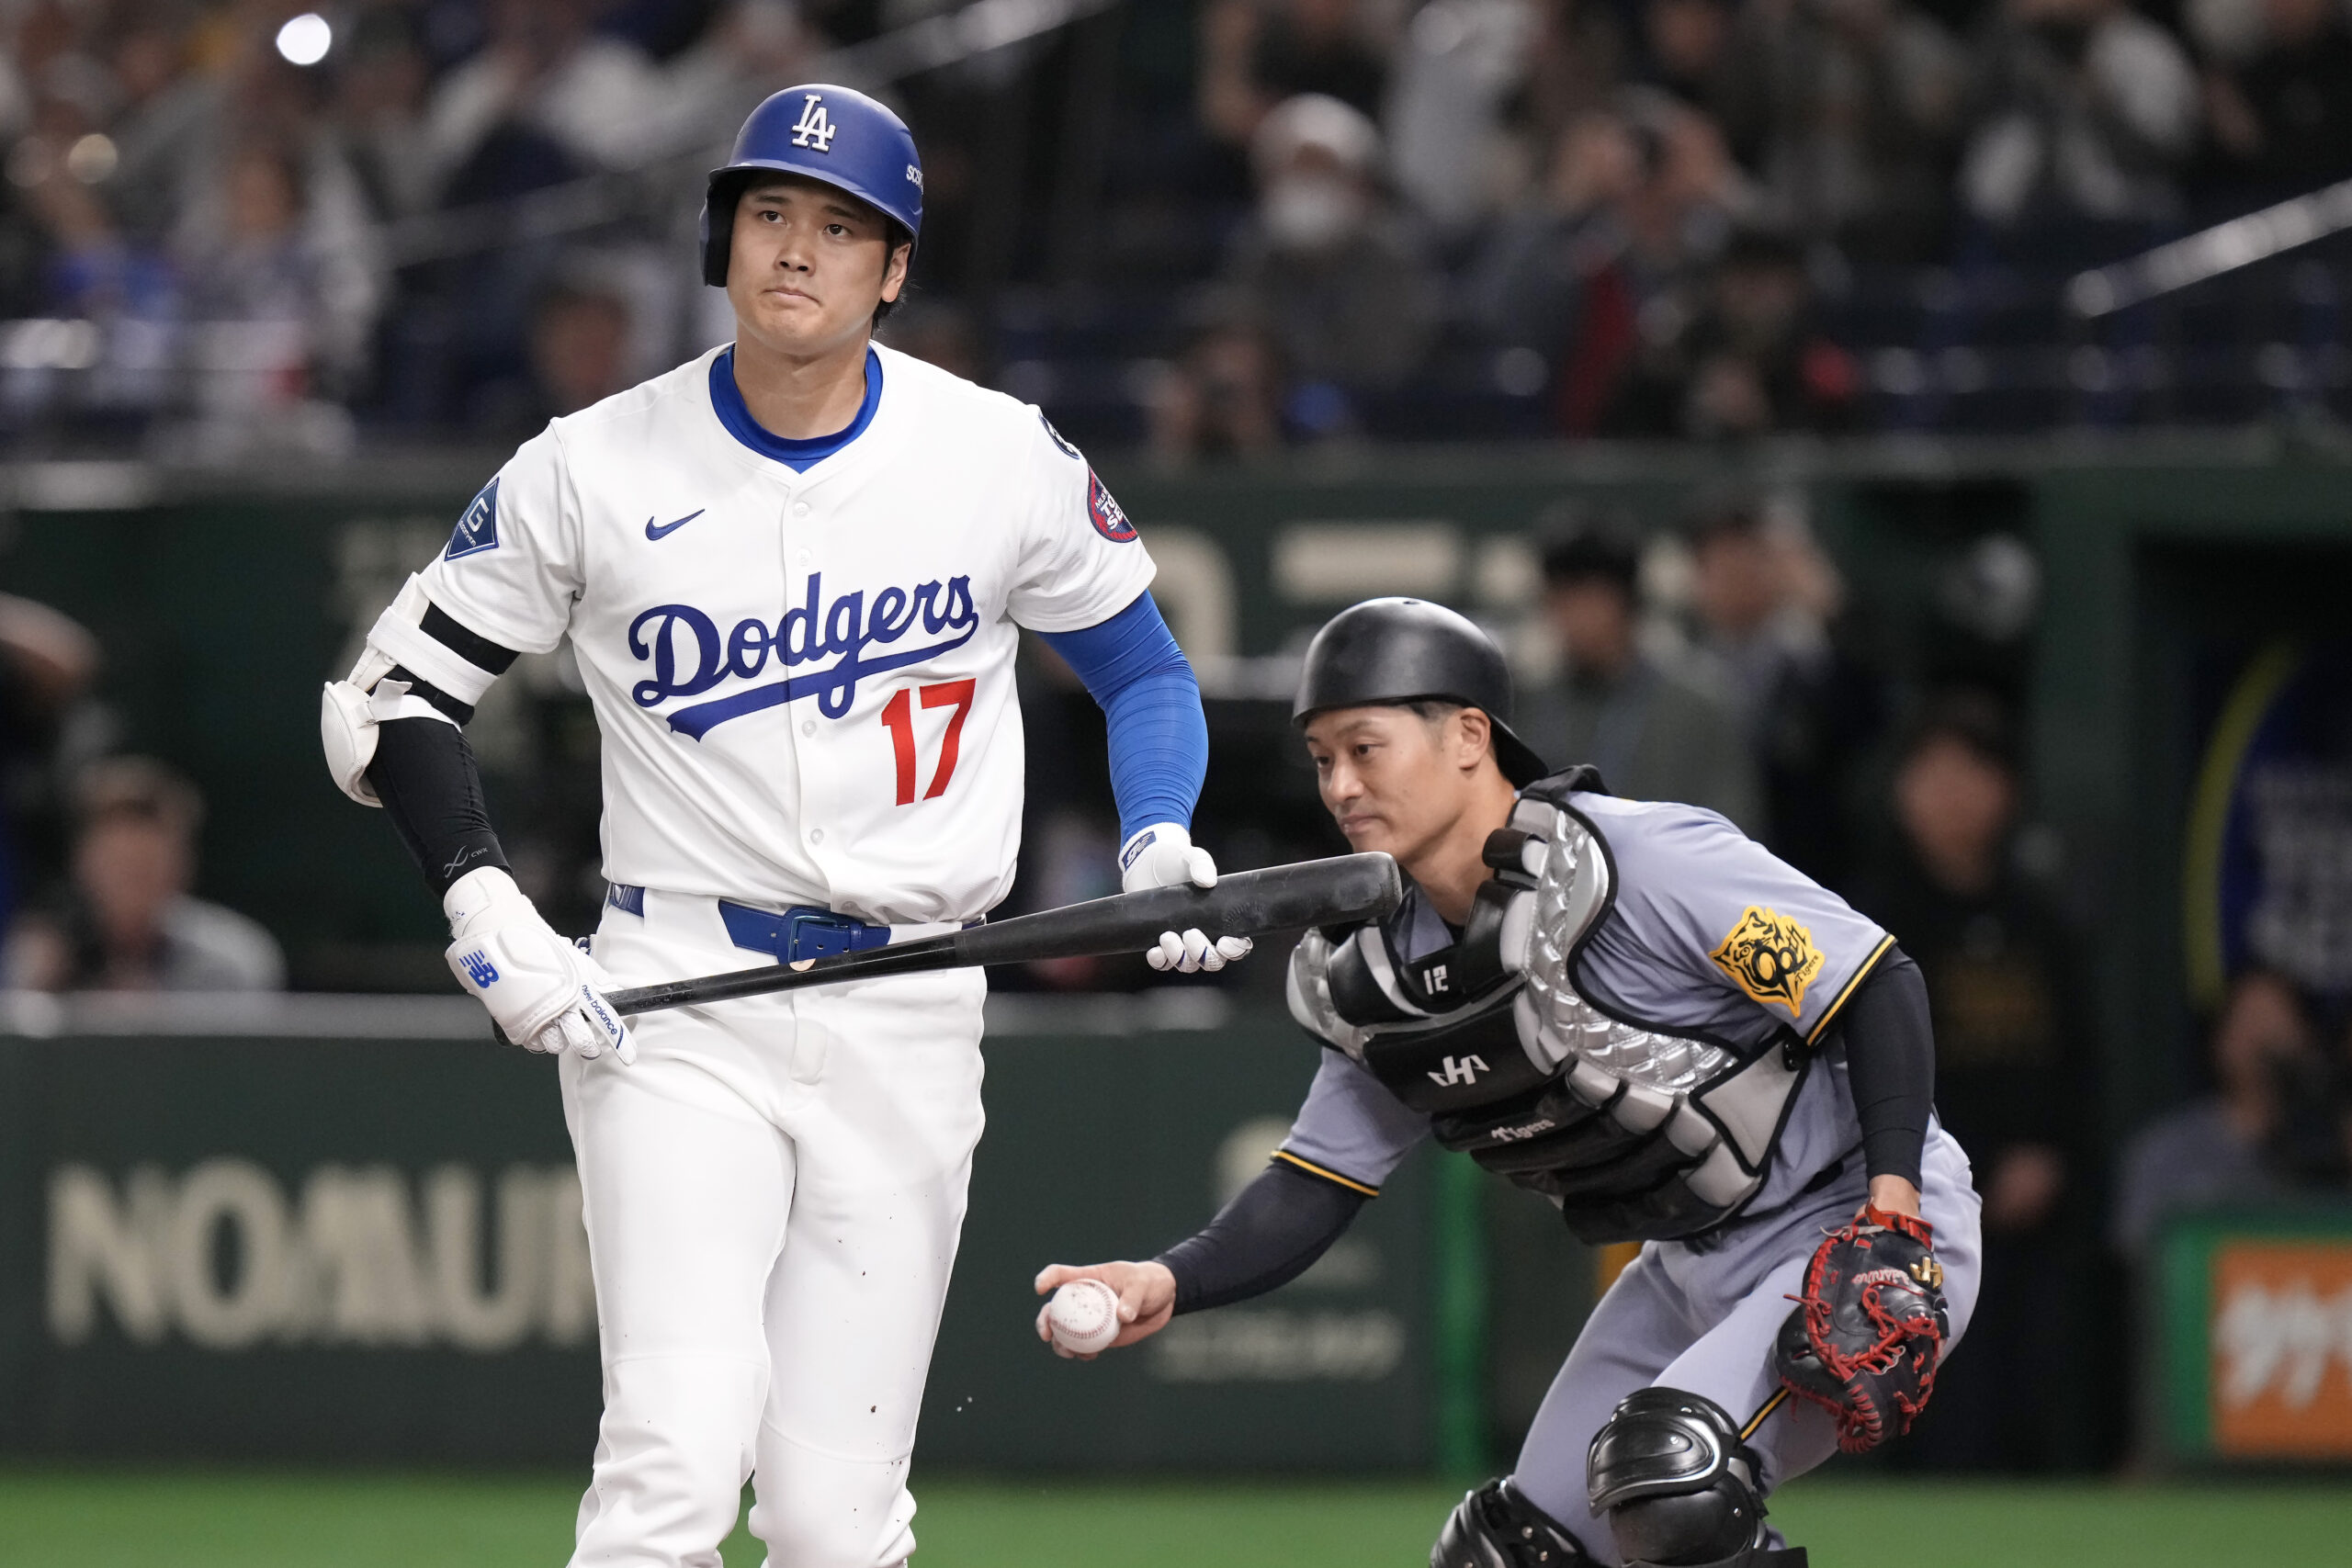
[1119,828,1159,872]
[458,949,500,988]
[582,988,626,1047]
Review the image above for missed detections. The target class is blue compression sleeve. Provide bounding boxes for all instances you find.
[1037,592,1206,842]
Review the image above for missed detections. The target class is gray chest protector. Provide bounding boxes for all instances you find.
[1286,778,1810,1244]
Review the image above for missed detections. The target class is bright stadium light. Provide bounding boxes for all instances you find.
[276,13,332,66]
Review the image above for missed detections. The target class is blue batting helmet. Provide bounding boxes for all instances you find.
[700,84,924,287]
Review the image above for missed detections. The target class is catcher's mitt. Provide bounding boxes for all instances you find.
[1773,1205,1950,1453]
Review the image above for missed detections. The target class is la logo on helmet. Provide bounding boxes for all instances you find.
[791,94,838,152]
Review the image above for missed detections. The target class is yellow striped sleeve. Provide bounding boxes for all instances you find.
[1804,932,1896,1046]
[1272,1150,1381,1198]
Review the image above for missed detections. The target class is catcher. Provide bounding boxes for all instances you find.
[1034,599,1981,1568]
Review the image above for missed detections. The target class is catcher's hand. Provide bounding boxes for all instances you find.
[1773,1204,1949,1453]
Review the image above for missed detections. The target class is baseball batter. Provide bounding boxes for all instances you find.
[1035,599,1984,1568]
[322,85,1246,1568]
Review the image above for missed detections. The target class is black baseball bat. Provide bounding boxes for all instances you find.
[598,852,1400,1018]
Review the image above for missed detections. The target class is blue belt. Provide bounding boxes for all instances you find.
[605,883,894,964]
[718,901,894,964]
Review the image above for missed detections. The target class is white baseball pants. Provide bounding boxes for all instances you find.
[560,888,987,1568]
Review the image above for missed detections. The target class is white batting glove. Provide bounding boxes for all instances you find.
[1119,822,1253,975]
[444,867,634,1064]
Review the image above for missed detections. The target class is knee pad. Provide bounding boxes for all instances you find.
[1586,1387,1769,1567]
[1431,1477,1595,1568]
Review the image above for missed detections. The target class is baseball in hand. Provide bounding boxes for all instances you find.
[1046,1278,1123,1354]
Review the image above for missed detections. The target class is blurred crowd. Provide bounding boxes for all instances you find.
[0,0,811,456]
[0,592,284,992]
[1126,0,2352,446]
[6,0,2352,456]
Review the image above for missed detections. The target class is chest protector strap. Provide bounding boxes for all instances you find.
[1286,776,1809,1244]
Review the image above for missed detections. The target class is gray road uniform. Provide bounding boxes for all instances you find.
[1160,775,1981,1566]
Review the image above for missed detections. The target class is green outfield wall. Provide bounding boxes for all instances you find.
[0,997,1436,1468]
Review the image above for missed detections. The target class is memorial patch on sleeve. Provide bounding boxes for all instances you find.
[1709,906,1826,1017]
[1086,470,1137,542]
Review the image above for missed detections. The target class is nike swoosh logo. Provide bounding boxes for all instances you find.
[645,510,705,541]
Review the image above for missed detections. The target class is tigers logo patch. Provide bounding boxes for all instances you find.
[1709,906,1825,1016]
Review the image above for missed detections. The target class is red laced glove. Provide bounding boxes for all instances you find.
[1773,1205,1950,1453]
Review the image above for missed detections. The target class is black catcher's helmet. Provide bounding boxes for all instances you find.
[1292,597,1550,786]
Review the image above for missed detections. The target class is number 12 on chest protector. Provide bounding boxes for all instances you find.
[879,679,978,804]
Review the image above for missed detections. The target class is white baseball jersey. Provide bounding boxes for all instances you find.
[418,343,1155,924]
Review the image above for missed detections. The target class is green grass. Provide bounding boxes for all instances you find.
[0,1468,2346,1565]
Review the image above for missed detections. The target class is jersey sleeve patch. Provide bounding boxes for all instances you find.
[1038,409,1081,460]
[444,478,501,560]
[1087,470,1137,542]
[1708,905,1826,1018]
